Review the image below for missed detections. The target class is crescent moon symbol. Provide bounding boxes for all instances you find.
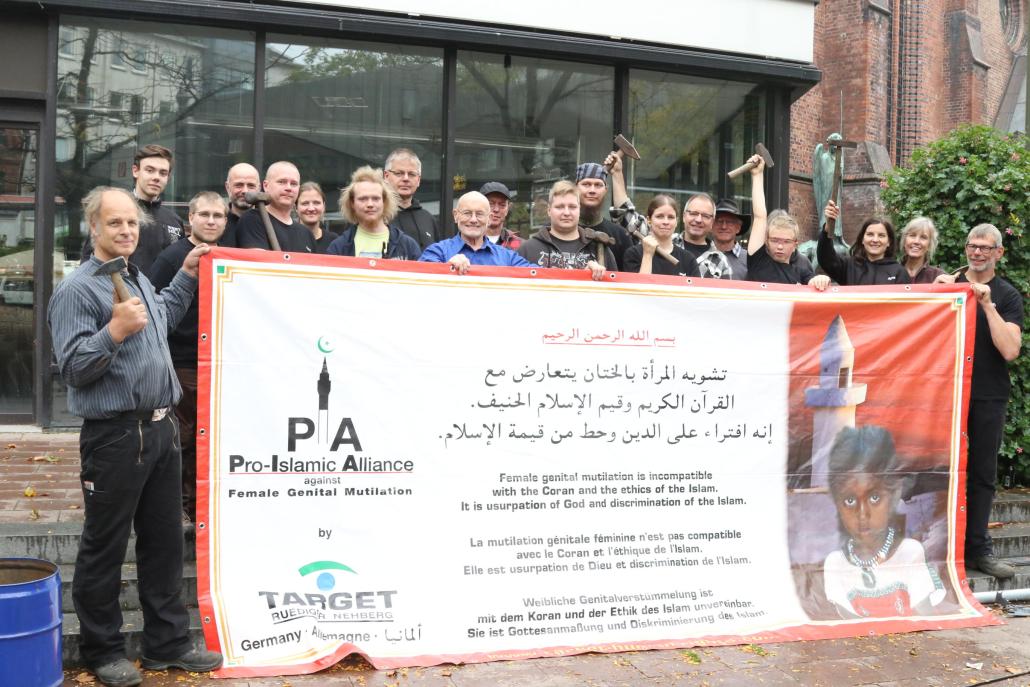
[317,336,335,354]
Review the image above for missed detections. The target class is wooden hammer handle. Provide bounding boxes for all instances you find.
[630,230,679,266]
[257,203,282,251]
[727,161,757,180]
[110,272,132,303]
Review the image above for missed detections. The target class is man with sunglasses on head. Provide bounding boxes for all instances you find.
[938,224,1023,579]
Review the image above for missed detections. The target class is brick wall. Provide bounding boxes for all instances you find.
[789,0,1027,239]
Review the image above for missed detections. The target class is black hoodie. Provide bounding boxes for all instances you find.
[818,230,909,286]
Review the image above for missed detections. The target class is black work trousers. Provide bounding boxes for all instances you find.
[964,398,1007,561]
[73,412,191,667]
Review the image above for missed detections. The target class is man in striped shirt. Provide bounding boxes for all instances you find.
[48,187,221,687]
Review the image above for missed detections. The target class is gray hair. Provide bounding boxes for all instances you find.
[685,192,716,213]
[385,148,422,175]
[82,186,149,228]
[968,223,1003,247]
[901,216,938,262]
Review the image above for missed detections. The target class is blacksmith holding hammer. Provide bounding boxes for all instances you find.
[48,186,222,687]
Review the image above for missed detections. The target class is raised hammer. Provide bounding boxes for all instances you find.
[727,143,775,179]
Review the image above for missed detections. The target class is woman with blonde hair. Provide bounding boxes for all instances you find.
[326,166,420,260]
[899,216,945,283]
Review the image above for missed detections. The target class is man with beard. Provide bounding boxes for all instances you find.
[575,162,632,270]
[219,162,260,248]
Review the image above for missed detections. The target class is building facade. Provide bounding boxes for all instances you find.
[0,0,819,427]
[790,0,1028,243]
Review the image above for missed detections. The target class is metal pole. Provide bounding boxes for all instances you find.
[973,588,1030,604]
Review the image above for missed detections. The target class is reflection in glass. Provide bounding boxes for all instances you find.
[264,37,444,223]
[55,18,256,262]
[454,53,614,236]
[628,69,765,215]
[0,128,37,416]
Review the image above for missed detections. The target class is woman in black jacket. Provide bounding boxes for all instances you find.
[818,200,910,285]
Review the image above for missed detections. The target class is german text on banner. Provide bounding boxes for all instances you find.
[195,249,997,677]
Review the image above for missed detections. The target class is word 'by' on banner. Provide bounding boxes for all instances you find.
[195,248,995,677]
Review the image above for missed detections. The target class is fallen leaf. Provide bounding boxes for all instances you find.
[1005,666,1022,674]
[29,509,40,521]
[73,672,95,684]
[23,486,36,498]
[681,650,702,664]
[6,443,16,449]
[987,522,1004,529]
[742,644,769,657]
[909,648,919,656]
[438,669,452,677]
[386,670,397,677]
[69,504,80,509]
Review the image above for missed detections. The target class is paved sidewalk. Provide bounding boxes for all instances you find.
[59,619,1030,687]
[4,433,1030,687]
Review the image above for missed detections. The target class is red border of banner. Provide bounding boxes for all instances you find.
[195,248,987,677]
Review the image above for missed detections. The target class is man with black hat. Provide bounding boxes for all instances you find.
[711,199,751,280]
[480,181,522,251]
[575,162,633,270]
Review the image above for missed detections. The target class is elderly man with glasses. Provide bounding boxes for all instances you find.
[419,191,531,273]
[938,224,1024,579]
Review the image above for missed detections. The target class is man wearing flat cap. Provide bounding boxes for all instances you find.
[575,162,633,270]
[710,198,751,280]
[480,182,523,251]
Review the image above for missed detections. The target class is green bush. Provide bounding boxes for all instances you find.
[881,124,1029,486]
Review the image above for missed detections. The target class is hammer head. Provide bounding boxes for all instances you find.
[94,256,128,276]
[755,142,775,169]
[613,134,640,160]
[244,191,272,205]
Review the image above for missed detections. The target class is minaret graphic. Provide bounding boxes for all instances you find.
[804,316,867,488]
[317,357,331,444]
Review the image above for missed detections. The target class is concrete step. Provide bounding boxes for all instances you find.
[991,490,1030,524]
[989,522,1030,558]
[57,561,198,614]
[0,521,196,564]
[62,608,205,667]
[965,556,1030,594]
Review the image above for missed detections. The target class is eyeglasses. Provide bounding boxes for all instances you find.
[965,243,999,253]
[386,170,420,179]
[457,210,488,220]
[685,210,714,221]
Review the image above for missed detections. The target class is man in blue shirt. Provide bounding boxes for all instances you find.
[419,191,531,273]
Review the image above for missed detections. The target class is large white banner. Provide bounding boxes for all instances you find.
[197,250,995,677]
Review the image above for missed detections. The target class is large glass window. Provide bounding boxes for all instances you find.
[264,36,444,223]
[55,18,256,260]
[454,53,614,234]
[627,69,765,214]
[0,127,37,417]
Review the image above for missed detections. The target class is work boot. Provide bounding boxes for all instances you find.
[92,658,142,687]
[141,644,223,672]
[971,555,1016,579]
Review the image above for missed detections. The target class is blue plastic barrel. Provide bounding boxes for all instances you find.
[0,558,62,687]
